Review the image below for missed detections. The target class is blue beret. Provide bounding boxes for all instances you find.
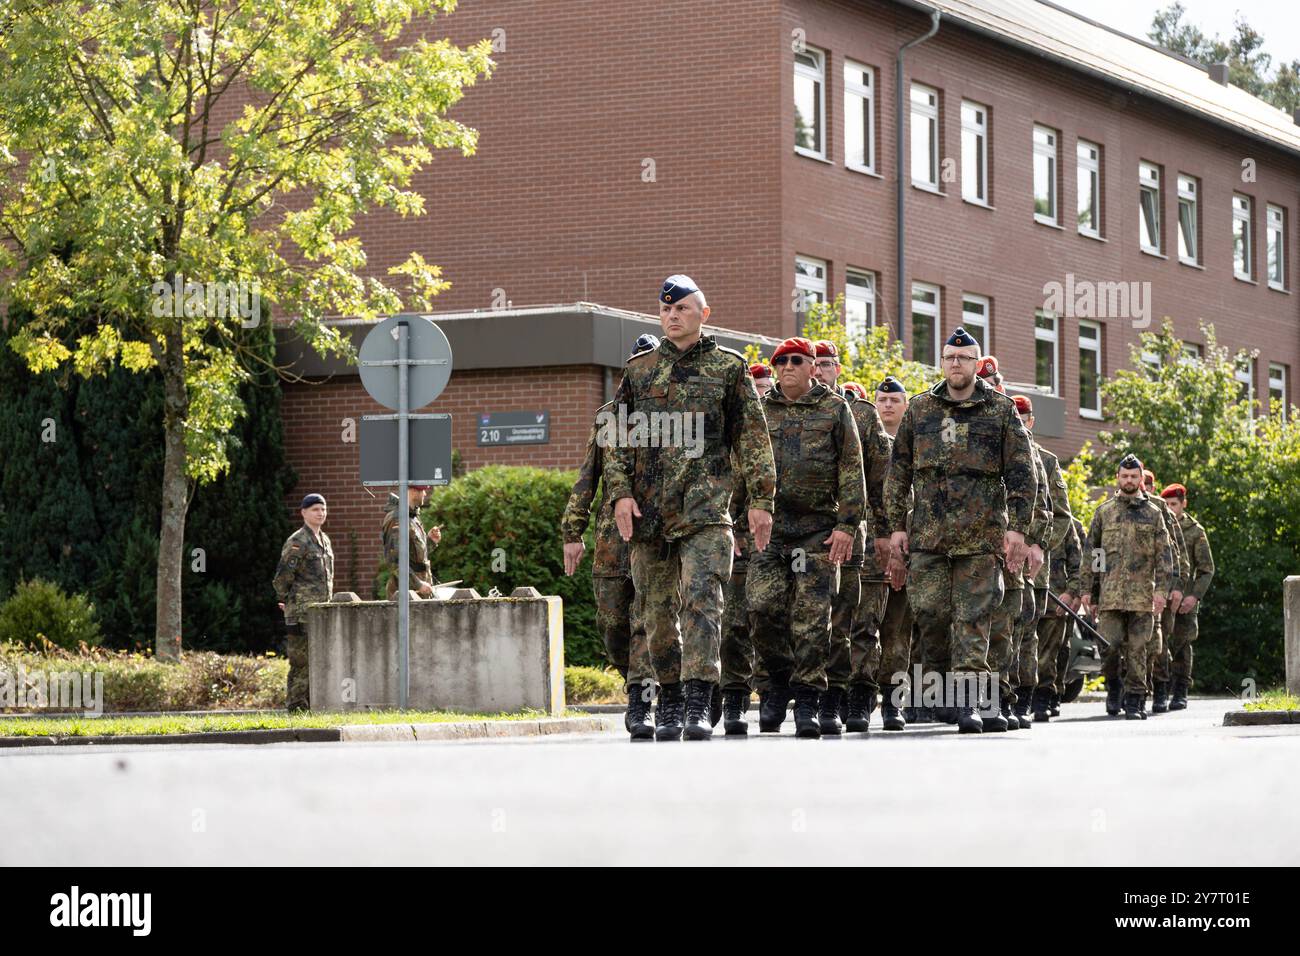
[1118,454,1143,471]
[660,274,699,304]
[946,326,979,348]
[632,333,660,356]
[877,375,907,396]
[300,493,326,509]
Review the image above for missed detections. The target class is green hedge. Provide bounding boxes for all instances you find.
[0,579,102,651]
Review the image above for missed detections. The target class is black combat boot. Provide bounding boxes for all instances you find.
[626,683,655,741]
[655,682,685,740]
[956,705,983,734]
[844,684,872,733]
[1169,679,1189,711]
[880,681,906,731]
[983,697,1008,732]
[1049,690,1061,717]
[1014,685,1034,729]
[758,683,792,733]
[792,685,822,739]
[683,679,714,740]
[1105,679,1122,716]
[1152,682,1169,714]
[936,706,958,724]
[902,705,918,723]
[722,688,749,736]
[1123,692,1147,720]
[710,682,724,728]
[1032,686,1051,723]
[817,687,844,735]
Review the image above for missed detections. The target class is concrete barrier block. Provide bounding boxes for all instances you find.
[1285,576,1300,697]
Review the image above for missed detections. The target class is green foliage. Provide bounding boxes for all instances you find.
[1092,320,1297,691]
[0,580,102,651]
[1062,442,1103,529]
[417,466,604,667]
[564,666,624,704]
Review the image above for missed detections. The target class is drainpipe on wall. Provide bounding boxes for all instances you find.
[896,7,941,343]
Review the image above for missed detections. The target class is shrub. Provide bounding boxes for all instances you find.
[0,579,102,651]
[565,665,625,704]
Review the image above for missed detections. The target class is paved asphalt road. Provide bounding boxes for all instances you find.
[2,698,1295,866]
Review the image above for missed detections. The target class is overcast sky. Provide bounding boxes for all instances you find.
[1052,0,1300,68]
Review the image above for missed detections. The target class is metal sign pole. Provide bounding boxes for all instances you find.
[397,321,410,710]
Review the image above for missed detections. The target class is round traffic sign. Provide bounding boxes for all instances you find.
[358,314,453,411]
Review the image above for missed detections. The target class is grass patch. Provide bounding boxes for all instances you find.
[1243,690,1299,712]
[564,665,624,704]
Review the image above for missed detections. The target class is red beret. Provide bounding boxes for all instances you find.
[1143,469,1156,484]
[772,337,815,361]
[814,340,839,359]
[749,362,772,380]
[1161,483,1186,499]
[1012,395,1033,415]
[976,355,999,378]
[842,382,867,400]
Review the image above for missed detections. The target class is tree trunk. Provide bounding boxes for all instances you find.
[154,329,188,661]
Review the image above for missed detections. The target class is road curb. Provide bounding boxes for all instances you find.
[1222,710,1298,726]
[0,716,618,748]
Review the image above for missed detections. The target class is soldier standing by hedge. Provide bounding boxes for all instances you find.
[273,494,334,711]
[383,485,440,599]
[607,275,775,742]
[563,335,662,740]
[1154,484,1215,711]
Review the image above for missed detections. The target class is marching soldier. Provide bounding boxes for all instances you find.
[383,485,440,599]
[720,454,756,734]
[1155,484,1215,711]
[1082,455,1174,720]
[748,337,865,738]
[1141,468,1190,710]
[884,329,1036,734]
[606,275,776,742]
[1036,515,1082,719]
[273,493,335,711]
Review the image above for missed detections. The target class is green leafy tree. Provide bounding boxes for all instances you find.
[0,1,492,658]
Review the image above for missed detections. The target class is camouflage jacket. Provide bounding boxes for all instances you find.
[382,493,436,591]
[561,401,629,578]
[884,378,1036,556]
[762,381,866,554]
[1007,441,1053,589]
[1032,442,1073,588]
[1178,511,1215,602]
[1082,492,1175,612]
[1046,517,1084,615]
[273,525,334,625]
[604,334,776,542]
[729,455,753,570]
[840,387,891,567]
[1149,493,1190,593]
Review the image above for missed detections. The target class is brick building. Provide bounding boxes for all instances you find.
[279,0,1300,584]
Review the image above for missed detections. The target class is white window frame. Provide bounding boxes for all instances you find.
[1236,355,1256,409]
[795,255,827,314]
[1233,193,1253,280]
[1076,140,1100,237]
[844,61,876,174]
[1269,362,1287,420]
[845,269,877,343]
[961,100,988,204]
[910,83,939,189]
[911,282,941,368]
[1181,342,1203,365]
[960,293,990,353]
[1177,174,1198,265]
[794,47,826,160]
[1035,310,1059,396]
[1078,320,1102,418]
[1267,204,1286,290]
[1139,161,1161,254]
[1033,125,1058,225]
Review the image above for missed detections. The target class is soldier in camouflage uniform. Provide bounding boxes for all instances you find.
[747,337,865,738]
[812,344,891,734]
[884,328,1036,734]
[1082,455,1174,720]
[562,358,661,739]
[1141,469,1189,711]
[720,451,756,734]
[1037,515,1082,717]
[273,494,335,711]
[1154,484,1215,711]
[606,275,776,742]
[750,362,774,399]
[383,486,440,599]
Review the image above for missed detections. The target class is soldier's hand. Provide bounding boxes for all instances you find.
[563,541,586,576]
[1153,594,1167,615]
[1079,594,1092,615]
[1178,594,1197,614]
[614,497,641,541]
[887,554,907,590]
[1003,530,1028,574]
[1168,589,1183,608]
[418,583,433,598]
[733,539,743,558]
[429,525,442,545]
[1027,543,1045,578]
[1060,591,1077,613]
[748,509,773,553]
[890,531,909,561]
[825,529,854,565]
[278,602,285,612]
[873,537,891,567]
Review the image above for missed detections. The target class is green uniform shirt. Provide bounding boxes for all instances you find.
[273,525,334,625]
[1082,491,1175,612]
[561,401,630,578]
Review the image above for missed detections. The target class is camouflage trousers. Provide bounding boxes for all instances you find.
[908,552,1004,675]
[825,566,863,690]
[1036,613,1069,693]
[286,623,310,711]
[853,579,893,691]
[720,565,754,691]
[631,527,732,684]
[1011,587,1046,693]
[1152,607,1200,685]
[1142,604,1174,692]
[747,548,839,691]
[988,587,1023,702]
[1098,609,1153,696]
[593,574,655,690]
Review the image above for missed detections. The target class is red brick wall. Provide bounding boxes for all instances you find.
[280,366,605,593]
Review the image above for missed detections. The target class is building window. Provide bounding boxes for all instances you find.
[1267,204,1286,290]
[1077,140,1100,236]
[910,83,939,189]
[1181,342,1203,364]
[1139,161,1161,253]
[844,61,875,174]
[1233,193,1253,280]
[1078,320,1102,418]
[845,269,876,342]
[1035,310,1058,395]
[1033,125,1057,223]
[1236,355,1255,408]
[961,100,988,203]
[795,256,827,316]
[1269,363,1288,419]
[1141,347,1162,376]
[1177,174,1199,264]
[911,282,940,367]
[794,48,825,159]
[961,294,990,353]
